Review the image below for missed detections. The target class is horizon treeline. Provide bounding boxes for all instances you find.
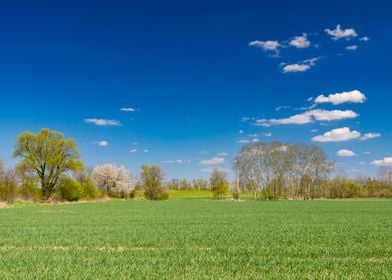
[1,128,392,204]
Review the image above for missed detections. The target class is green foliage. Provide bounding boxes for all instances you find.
[80,178,101,200]
[19,183,41,201]
[140,165,169,200]
[57,178,82,201]
[209,168,229,199]
[13,129,84,200]
[0,176,18,203]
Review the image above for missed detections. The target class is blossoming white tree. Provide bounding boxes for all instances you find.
[92,163,132,195]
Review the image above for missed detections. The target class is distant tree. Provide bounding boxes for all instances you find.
[180,179,192,190]
[13,129,83,200]
[210,168,229,199]
[192,179,209,190]
[0,160,18,203]
[140,165,168,200]
[92,163,131,197]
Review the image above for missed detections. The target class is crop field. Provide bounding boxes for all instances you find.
[1,199,392,279]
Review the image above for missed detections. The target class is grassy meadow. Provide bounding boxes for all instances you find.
[1,198,392,279]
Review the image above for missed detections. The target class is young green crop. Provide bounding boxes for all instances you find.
[0,199,392,279]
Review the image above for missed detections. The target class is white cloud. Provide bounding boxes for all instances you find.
[143,149,149,153]
[85,118,122,126]
[360,36,370,42]
[200,156,225,165]
[130,149,137,153]
[346,45,358,51]
[252,138,260,142]
[324,24,358,40]
[162,160,191,164]
[120,107,136,112]
[360,133,381,141]
[238,139,250,144]
[217,152,229,156]
[312,127,361,142]
[371,157,392,167]
[337,149,358,157]
[255,109,358,126]
[289,33,311,48]
[314,90,366,105]
[282,58,318,73]
[264,132,272,137]
[275,105,291,111]
[91,141,109,147]
[249,40,281,52]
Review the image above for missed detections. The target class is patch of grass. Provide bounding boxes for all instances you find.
[1,199,392,279]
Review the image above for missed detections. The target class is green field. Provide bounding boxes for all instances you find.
[1,199,392,279]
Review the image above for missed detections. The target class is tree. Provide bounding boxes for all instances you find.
[210,168,229,199]
[13,129,83,200]
[92,163,131,197]
[140,165,168,200]
[0,160,18,203]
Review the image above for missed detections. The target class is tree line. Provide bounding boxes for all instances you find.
[1,128,392,203]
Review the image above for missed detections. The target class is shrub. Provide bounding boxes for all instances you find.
[144,189,169,200]
[19,183,41,201]
[80,178,101,200]
[0,176,18,203]
[58,178,82,201]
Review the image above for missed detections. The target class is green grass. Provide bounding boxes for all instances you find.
[1,199,392,279]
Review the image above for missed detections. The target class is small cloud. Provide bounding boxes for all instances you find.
[249,40,281,52]
[371,157,392,167]
[364,151,371,155]
[238,139,250,144]
[346,45,358,51]
[217,152,229,157]
[264,132,272,137]
[312,127,361,142]
[275,105,291,111]
[85,118,122,126]
[360,132,381,141]
[325,24,358,40]
[252,138,260,142]
[130,149,137,153]
[91,141,109,147]
[255,109,358,126]
[239,130,244,134]
[360,36,370,42]
[314,90,366,105]
[289,33,311,48]
[143,149,149,153]
[337,149,358,157]
[282,57,318,73]
[200,156,225,165]
[120,107,136,112]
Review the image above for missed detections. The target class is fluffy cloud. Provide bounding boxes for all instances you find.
[314,90,366,105]
[360,36,370,42]
[120,107,135,112]
[282,58,318,73]
[249,40,281,52]
[371,157,392,167]
[337,149,358,157]
[324,24,358,40]
[130,149,137,153]
[256,109,358,126]
[85,118,122,126]
[312,127,361,142]
[346,45,358,51]
[200,156,225,165]
[289,33,310,48]
[360,132,381,141]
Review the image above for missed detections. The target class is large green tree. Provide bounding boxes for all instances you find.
[13,129,83,199]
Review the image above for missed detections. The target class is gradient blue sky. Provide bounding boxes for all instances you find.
[0,0,391,179]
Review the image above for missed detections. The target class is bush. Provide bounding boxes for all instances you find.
[80,178,101,200]
[19,183,41,201]
[58,178,82,201]
[144,189,169,200]
[0,176,18,203]
[232,191,240,200]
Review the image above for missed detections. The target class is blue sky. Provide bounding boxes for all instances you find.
[0,0,391,180]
